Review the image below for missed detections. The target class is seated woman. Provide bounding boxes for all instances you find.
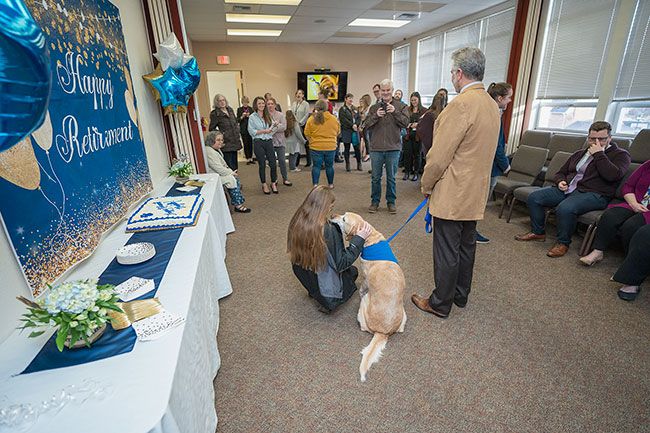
[612,224,650,301]
[204,131,251,213]
[580,160,650,265]
[287,186,371,312]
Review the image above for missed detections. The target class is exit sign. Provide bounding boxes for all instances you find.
[217,55,230,65]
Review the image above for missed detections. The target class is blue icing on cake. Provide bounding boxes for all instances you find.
[126,195,204,232]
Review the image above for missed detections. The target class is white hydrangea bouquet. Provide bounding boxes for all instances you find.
[17,279,122,351]
[168,156,193,180]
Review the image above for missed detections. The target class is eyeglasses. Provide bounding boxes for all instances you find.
[587,136,609,143]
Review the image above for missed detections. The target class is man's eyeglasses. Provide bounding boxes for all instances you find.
[587,136,610,143]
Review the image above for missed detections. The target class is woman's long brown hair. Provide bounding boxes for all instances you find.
[252,96,272,126]
[312,100,328,124]
[287,186,335,271]
[284,110,297,138]
[428,88,448,118]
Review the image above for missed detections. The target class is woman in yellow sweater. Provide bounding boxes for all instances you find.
[304,99,340,188]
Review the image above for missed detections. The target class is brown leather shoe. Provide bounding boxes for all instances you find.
[411,294,448,318]
[514,232,546,242]
[547,243,569,257]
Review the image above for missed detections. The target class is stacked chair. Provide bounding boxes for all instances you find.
[503,151,573,222]
[495,145,548,218]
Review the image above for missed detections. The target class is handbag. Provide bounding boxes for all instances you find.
[351,131,360,146]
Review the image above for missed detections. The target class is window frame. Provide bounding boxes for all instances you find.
[608,100,650,136]
[531,99,599,133]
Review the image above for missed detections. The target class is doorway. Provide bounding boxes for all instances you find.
[206,70,244,112]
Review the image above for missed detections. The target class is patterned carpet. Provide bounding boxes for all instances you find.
[214,158,650,433]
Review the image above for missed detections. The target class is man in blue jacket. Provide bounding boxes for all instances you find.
[476,82,513,244]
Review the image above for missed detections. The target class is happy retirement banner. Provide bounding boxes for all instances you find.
[0,0,152,297]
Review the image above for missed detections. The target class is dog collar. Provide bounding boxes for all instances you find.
[361,240,398,263]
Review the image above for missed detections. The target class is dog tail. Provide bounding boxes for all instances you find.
[359,333,388,382]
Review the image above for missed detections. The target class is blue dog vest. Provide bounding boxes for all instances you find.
[361,240,398,263]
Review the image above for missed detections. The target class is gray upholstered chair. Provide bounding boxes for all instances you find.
[504,151,573,223]
[520,130,553,150]
[495,145,549,219]
[546,133,587,164]
[628,129,650,163]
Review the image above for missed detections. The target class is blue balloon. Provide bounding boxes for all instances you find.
[149,57,201,113]
[0,1,52,152]
[177,57,200,97]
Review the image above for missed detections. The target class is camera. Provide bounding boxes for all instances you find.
[379,100,387,111]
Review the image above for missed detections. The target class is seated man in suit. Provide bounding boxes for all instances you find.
[515,121,631,257]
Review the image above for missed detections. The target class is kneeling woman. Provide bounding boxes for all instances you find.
[287,186,371,312]
[204,131,251,213]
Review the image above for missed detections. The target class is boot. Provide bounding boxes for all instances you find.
[345,160,350,172]
[357,161,362,171]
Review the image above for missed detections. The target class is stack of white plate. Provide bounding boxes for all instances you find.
[116,242,156,265]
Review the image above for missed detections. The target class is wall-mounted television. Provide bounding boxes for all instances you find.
[297,71,348,102]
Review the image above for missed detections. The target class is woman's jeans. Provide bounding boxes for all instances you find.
[310,150,335,185]
[253,139,277,184]
[274,145,288,181]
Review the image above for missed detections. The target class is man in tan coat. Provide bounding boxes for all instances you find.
[411,47,500,318]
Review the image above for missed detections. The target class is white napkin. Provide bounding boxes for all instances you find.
[132,310,185,341]
[114,277,155,302]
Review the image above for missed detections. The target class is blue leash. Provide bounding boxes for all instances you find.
[386,198,431,243]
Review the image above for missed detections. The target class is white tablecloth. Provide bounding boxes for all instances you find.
[0,174,234,433]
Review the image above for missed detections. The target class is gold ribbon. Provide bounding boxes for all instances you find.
[108,298,163,330]
[184,180,205,187]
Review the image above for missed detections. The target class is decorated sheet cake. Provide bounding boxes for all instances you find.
[126,195,204,232]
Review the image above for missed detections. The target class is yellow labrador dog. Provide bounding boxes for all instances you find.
[331,212,406,382]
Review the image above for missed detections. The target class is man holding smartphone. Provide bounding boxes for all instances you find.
[362,79,409,214]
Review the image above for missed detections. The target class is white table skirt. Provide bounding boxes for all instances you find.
[0,174,234,433]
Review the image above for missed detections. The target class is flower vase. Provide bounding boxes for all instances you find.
[175,176,189,184]
[64,323,107,349]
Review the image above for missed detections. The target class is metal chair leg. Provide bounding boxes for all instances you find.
[579,224,594,256]
[506,197,517,223]
[499,192,510,219]
[585,225,598,256]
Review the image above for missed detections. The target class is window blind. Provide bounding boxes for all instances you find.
[614,0,650,100]
[481,8,515,87]
[416,34,443,100]
[536,0,619,99]
[391,45,409,96]
[442,22,481,93]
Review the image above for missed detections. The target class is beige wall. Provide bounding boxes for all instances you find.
[190,41,391,117]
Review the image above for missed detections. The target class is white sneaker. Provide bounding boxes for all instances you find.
[291,168,302,172]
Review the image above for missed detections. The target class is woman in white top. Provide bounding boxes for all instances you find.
[290,89,311,167]
[267,97,292,186]
[284,110,306,172]
[204,131,251,213]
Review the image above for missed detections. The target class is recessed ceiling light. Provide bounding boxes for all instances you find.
[227,29,282,37]
[226,13,291,24]
[224,0,302,5]
[348,18,409,28]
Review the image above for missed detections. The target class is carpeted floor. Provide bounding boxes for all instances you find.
[214,158,650,433]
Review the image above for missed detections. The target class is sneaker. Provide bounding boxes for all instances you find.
[388,203,397,214]
[476,232,490,244]
[291,168,302,172]
[368,203,379,213]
